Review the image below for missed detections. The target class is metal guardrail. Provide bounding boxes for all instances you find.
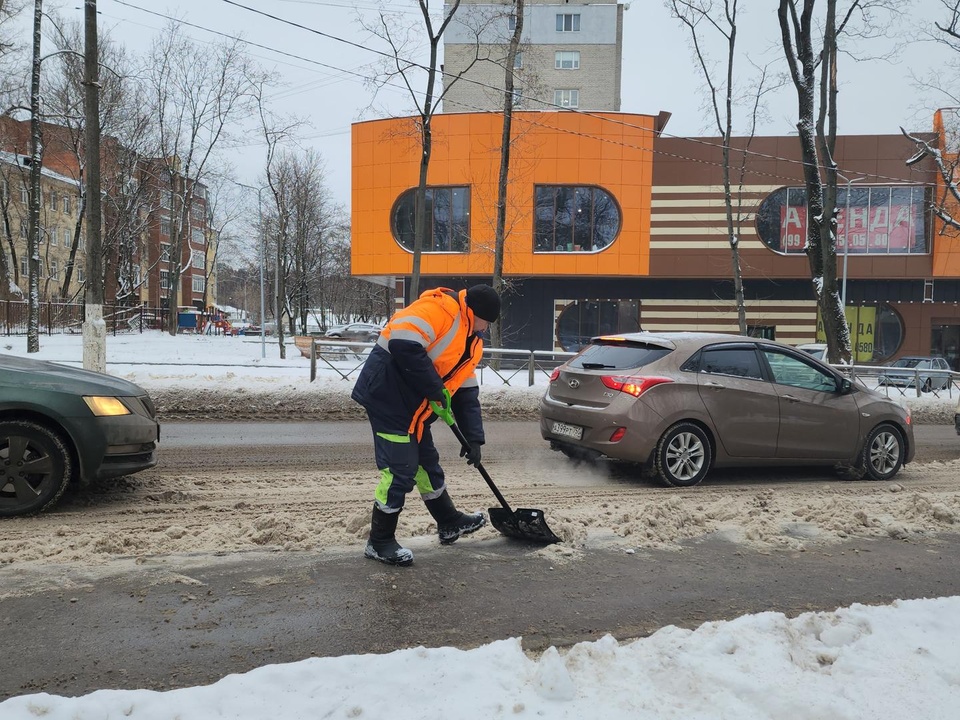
[301,338,576,386]
[834,363,960,399]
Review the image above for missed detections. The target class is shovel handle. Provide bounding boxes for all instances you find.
[447,421,513,512]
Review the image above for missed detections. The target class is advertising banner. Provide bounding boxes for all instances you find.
[816,306,877,362]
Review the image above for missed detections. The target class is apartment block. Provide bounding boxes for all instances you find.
[442,0,623,113]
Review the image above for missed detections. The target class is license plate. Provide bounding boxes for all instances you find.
[551,421,583,440]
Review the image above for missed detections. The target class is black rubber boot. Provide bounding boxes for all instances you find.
[364,505,414,566]
[424,490,486,545]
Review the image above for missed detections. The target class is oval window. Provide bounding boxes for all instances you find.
[391,186,470,253]
[534,185,621,252]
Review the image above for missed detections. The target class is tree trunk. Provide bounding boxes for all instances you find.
[491,0,524,350]
[26,0,42,353]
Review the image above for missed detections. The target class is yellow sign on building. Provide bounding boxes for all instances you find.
[816,306,877,362]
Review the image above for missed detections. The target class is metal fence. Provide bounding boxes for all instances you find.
[834,363,960,399]
[301,338,576,386]
[1,300,169,336]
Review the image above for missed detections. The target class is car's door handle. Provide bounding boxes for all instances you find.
[782,394,800,402]
[703,381,725,388]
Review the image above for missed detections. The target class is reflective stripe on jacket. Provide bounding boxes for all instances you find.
[351,287,485,441]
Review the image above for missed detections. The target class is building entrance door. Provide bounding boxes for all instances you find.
[931,324,960,371]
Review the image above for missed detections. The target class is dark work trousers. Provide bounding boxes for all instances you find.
[366,408,446,512]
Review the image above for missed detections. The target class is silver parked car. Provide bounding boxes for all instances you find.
[876,356,953,393]
[540,332,915,487]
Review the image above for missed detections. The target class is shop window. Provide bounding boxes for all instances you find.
[534,185,621,252]
[555,299,641,352]
[391,186,470,253]
[815,303,903,363]
[747,325,776,340]
[755,186,928,255]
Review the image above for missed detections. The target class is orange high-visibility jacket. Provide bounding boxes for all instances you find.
[352,288,484,441]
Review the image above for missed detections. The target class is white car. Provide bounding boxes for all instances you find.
[796,343,828,361]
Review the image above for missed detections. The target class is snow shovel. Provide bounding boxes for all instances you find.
[431,403,560,544]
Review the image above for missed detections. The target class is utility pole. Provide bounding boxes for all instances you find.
[82,0,105,372]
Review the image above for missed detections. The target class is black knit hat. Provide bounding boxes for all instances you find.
[466,284,501,322]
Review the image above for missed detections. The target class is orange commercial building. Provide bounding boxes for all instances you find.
[351,110,960,370]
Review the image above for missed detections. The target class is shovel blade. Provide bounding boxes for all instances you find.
[489,507,561,545]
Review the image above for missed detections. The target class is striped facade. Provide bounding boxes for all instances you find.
[352,114,960,366]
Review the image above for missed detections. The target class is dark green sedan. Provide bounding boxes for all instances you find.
[0,354,159,517]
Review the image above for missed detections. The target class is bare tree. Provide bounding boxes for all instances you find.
[778,0,902,363]
[43,16,153,305]
[490,0,524,350]
[901,4,960,236]
[362,0,477,297]
[253,81,304,359]
[672,0,777,336]
[25,0,42,352]
[145,22,263,336]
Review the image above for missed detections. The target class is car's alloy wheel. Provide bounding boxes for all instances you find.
[0,420,73,517]
[654,422,712,488]
[860,424,904,481]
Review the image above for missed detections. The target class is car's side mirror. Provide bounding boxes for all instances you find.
[838,378,853,394]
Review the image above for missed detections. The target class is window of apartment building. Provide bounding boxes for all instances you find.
[50,191,58,210]
[160,243,171,262]
[191,250,205,269]
[391,186,471,253]
[20,184,28,204]
[77,268,85,284]
[49,227,58,246]
[554,89,579,108]
[77,234,85,251]
[159,270,169,290]
[194,186,206,200]
[511,88,523,109]
[534,185,621,252]
[63,194,71,215]
[19,221,27,239]
[160,217,171,236]
[755,185,928,255]
[192,276,205,293]
[63,228,71,246]
[50,260,58,281]
[20,258,27,275]
[508,14,516,31]
[192,227,204,244]
[555,51,580,70]
[514,52,523,69]
[556,13,580,31]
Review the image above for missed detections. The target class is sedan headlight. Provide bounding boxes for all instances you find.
[83,396,131,416]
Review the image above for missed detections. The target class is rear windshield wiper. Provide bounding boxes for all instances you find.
[581,362,617,369]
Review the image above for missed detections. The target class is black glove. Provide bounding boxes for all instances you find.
[460,443,482,467]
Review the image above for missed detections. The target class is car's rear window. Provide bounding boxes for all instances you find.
[568,341,672,370]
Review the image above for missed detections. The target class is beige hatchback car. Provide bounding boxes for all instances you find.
[540,332,915,486]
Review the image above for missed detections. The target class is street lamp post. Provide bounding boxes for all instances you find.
[234,182,266,359]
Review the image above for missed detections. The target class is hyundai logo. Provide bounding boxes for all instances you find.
[568,378,580,389]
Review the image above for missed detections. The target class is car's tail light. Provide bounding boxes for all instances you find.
[549,368,561,382]
[600,375,673,398]
[609,427,627,442]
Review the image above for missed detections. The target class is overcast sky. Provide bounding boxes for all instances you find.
[47,0,955,206]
